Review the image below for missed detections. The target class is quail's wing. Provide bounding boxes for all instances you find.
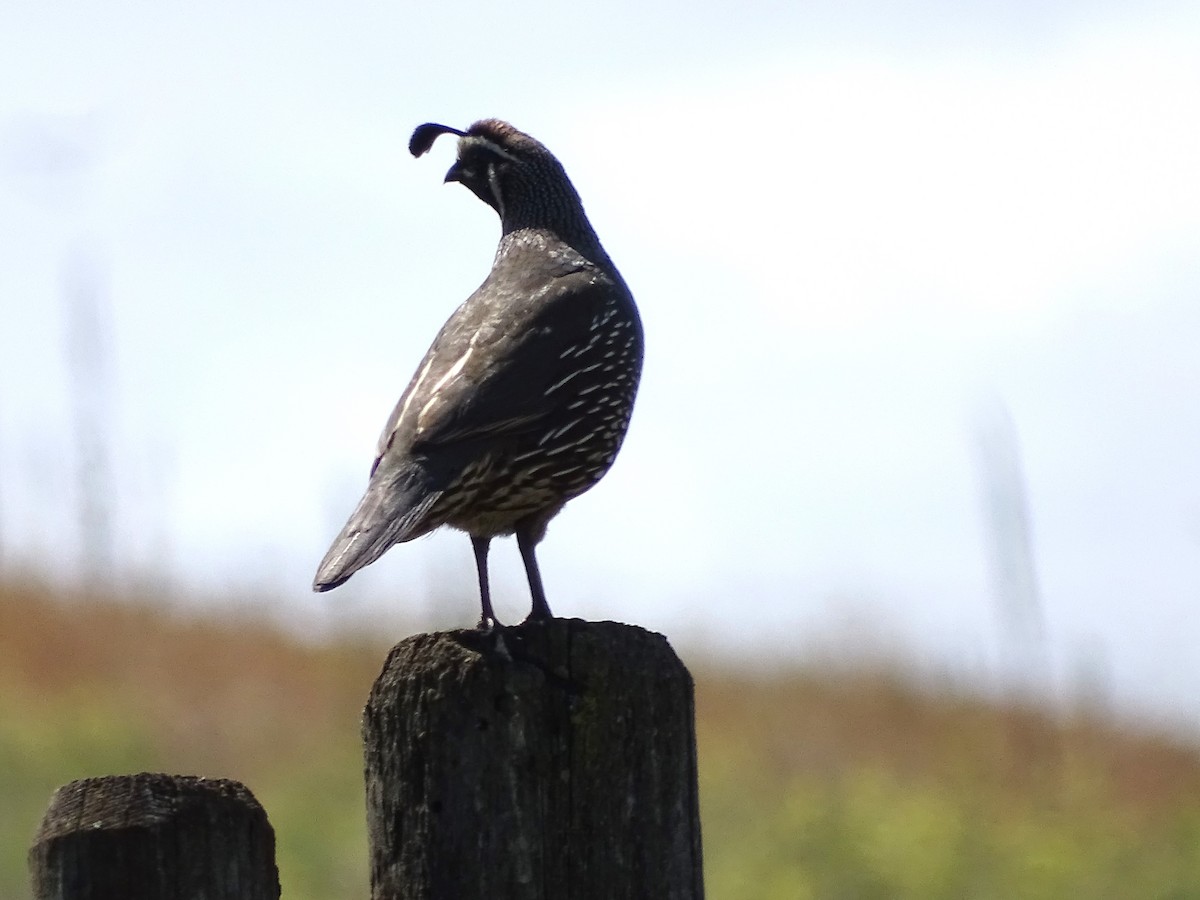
[372,268,630,472]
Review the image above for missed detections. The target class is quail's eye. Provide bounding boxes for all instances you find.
[480,151,510,172]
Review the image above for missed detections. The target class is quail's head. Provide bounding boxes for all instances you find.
[409,119,577,226]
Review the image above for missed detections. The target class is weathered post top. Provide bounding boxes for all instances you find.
[363,617,705,900]
[29,773,279,900]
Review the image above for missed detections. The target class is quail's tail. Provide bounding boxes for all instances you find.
[312,467,441,592]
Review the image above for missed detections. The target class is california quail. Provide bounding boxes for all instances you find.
[313,119,644,628]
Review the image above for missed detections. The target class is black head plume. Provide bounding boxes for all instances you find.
[409,123,469,158]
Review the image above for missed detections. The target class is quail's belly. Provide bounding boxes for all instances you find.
[438,375,638,535]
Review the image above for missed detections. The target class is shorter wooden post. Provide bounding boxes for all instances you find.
[363,618,705,900]
[29,773,279,900]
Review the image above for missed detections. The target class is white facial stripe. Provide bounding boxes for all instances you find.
[468,136,520,164]
[487,164,506,219]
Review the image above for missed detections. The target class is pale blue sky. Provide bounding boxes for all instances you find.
[3,0,1200,726]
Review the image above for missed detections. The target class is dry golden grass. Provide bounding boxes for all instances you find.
[694,666,1200,818]
[5,575,1200,899]
[1,577,383,772]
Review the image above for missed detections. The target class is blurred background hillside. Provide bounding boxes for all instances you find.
[5,578,1200,899]
[3,0,1200,895]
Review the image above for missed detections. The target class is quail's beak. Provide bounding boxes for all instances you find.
[444,161,464,184]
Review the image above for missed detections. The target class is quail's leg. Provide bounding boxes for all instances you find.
[516,525,553,622]
[471,535,499,629]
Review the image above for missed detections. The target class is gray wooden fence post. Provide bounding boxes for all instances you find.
[363,617,705,900]
[29,773,279,900]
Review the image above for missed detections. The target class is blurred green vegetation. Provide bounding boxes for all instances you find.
[4,577,1200,899]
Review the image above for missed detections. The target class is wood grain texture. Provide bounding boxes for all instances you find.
[363,618,704,900]
[29,773,279,900]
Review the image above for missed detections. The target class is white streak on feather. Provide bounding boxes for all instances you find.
[394,356,435,433]
[544,370,581,395]
[417,348,473,425]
